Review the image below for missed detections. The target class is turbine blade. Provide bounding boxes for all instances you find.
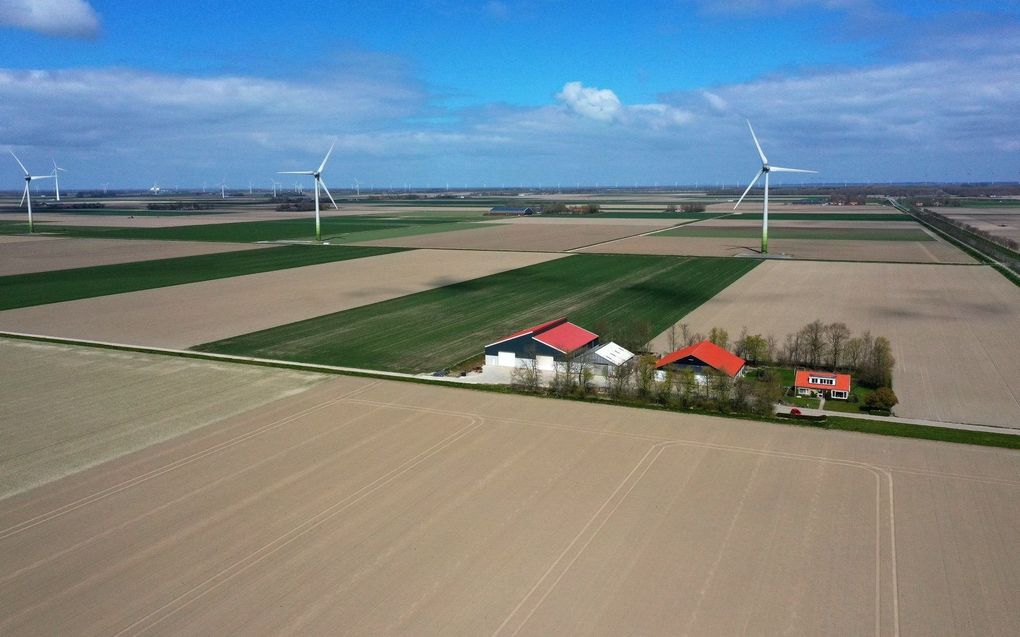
[319,178,338,209]
[733,169,764,210]
[20,183,27,207]
[317,140,336,174]
[768,166,818,174]
[9,150,28,175]
[31,175,54,181]
[747,120,768,165]
[277,170,314,175]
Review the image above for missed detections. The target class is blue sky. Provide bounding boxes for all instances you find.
[1,0,1018,189]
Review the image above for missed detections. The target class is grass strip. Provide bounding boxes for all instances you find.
[0,245,406,310]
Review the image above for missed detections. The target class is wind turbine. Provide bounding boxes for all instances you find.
[733,120,817,254]
[51,160,66,201]
[278,141,338,242]
[353,177,360,196]
[9,151,54,233]
[220,178,226,199]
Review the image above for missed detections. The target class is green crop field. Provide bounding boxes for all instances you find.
[0,216,471,243]
[653,226,933,241]
[195,254,759,373]
[0,245,405,311]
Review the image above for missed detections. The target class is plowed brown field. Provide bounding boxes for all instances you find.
[2,349,1018,635]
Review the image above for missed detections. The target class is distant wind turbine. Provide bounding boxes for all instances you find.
[279,140,338,242]
[733,120,817,254]
[353,177,360,196]
[51,159,66,201]
[220,178,227,199]
[9,151,54,233]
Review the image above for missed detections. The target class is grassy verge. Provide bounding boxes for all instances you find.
[653,226,932,241]
[0,245,406,310]
[196,254,759,373]
[822,416,1020,449]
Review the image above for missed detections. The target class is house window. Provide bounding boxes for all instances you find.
[809,376,836,385]
[830,390,848,399]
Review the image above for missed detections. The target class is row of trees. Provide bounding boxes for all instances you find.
[664,320,895,388]
[510,354,784,417]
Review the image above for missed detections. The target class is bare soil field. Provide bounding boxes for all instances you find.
[2,370,1018,635]
[0,235,60,245]
[651,261,1020,427]
[941,211,1020,243]
[0,249,568,348]
[0,338,326,499]
[352,221,675,251]
[580,234,975,263]
[0,238,270,276]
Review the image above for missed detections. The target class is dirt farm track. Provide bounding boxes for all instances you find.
[2,342,1019,636]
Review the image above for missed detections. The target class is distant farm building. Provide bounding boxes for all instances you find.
[488,206,536,216]
[794,370,851,400]
[485,317,598,371]
[654,340,746,381]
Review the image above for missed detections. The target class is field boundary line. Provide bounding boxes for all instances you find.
[0,380,380,540]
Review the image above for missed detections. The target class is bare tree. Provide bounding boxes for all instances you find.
[800,320,828,368]
[680,322,694,347]
[667,324,680,352]
[826,322,851,370]
[844,336,864,372]
[608,359,634,399]
[510,357,542,392]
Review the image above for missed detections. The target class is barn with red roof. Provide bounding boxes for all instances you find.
[794,370,852,400]
[485,317,599,371]
[654,340,746,379]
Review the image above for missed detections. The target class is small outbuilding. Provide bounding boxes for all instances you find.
[488,206,535,216]
[577,341,636,376]
[794,370,851,400]
[654,340,746,380]
[484,317,598,371]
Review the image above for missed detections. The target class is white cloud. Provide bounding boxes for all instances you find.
[556,81,623,122]
[0,0,100,38]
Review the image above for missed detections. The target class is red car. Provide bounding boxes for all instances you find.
[790,408,802,416]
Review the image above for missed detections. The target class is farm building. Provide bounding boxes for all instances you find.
[488,206,536,216]
[794,370,851,400]
[484,317,598,371]
[577,341,636,376]
[654,340,746,381]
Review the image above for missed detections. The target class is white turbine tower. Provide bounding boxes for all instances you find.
[279,141,338,242]
[51,159,66,201]
[10,151,54,233]
[733,120,817,254]
[220,178,227,199]
[353,177,360,196]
